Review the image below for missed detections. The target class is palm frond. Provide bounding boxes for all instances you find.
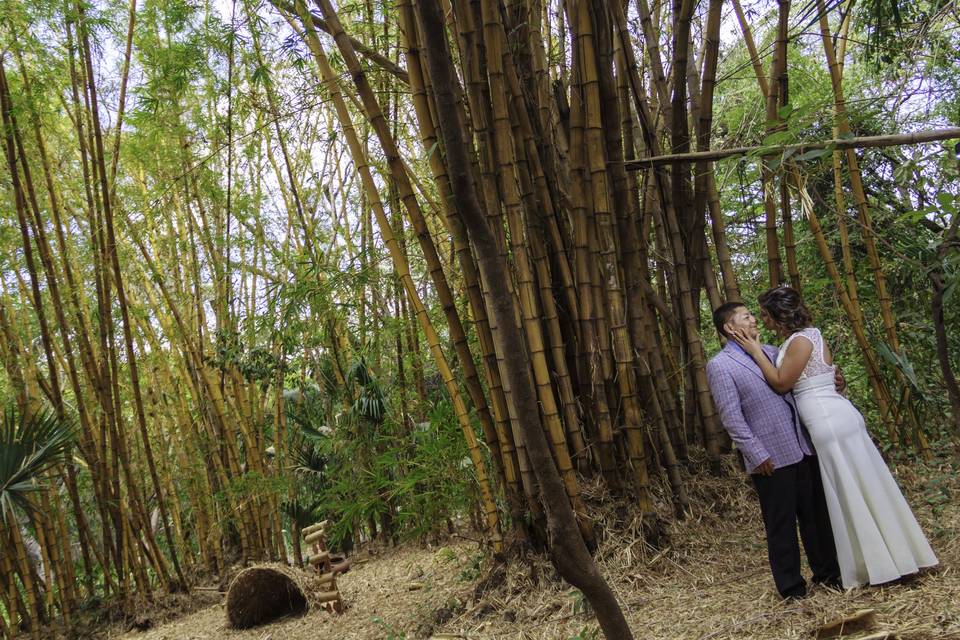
[351,390,386,423]
[281,497,324,529]
[346,358,373,386]
[0,406,77,525]
[312,357,340,396]
[290,441,328,477]
[350,376,387,424]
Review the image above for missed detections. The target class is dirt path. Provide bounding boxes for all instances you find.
[114,459,960,639]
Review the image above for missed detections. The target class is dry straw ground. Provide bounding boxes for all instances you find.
[114,452,960,640]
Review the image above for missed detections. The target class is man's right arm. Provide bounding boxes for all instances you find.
[706,359,772,474]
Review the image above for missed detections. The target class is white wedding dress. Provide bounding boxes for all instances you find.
[777,327,938,589]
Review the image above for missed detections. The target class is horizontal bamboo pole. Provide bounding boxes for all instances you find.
[307,551,330,565]
[317,571,336,585]
[302,520,328,536]
[304,530,328,545]
[622,127,960,169]
[315,590,341,604]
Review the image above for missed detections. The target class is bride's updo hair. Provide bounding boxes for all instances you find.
[757,285,813,333]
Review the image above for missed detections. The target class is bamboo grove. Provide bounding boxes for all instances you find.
[0,0,957,637]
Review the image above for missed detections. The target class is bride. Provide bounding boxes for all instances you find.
[731,285,938,589]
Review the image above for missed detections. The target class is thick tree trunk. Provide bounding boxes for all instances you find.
[414,1,634,637]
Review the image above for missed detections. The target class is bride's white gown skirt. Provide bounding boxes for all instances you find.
[794,373,939,588]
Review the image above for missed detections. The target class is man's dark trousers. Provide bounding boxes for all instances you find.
[751,455,841,598]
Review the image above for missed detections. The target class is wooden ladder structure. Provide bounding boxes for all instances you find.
[302,520,344,613]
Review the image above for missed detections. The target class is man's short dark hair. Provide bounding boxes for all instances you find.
[713,301,747,339]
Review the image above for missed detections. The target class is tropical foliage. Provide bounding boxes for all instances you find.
[0,408,75,523]
[0,0,956,637]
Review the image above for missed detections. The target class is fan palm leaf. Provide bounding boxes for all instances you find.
[291,440,328,477]
[346,357,374,387]
[0,405,77,525]
[281,497,324,530]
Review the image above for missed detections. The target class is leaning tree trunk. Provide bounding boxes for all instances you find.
[414,1,634,637]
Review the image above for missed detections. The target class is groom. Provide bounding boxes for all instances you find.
[706,301,841,599]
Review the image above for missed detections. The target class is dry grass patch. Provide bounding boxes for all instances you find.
[439,453,959,639]
[115,452,959,640]
[112,543,480,640]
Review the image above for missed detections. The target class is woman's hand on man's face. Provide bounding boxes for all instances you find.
[729,328,763,356]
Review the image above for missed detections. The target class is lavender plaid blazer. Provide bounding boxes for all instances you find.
[706,342,814,473]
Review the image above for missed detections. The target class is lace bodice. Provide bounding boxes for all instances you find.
[776,327,835,379]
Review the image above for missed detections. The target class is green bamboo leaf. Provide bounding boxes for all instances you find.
[795,148,830,162]
[762,130,792,147]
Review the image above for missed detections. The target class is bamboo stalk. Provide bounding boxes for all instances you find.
[6,521,43,639]
[728,5,903,440]
[272,0,409,83]
[471,0,594,540]
[789,169,899,444]
[578,0,657,515]
[612,4,726,472]
[622,127,960,169]
[307,3,510,504]
[290,0,503,551]
[414,2,634,634]
[394,0,524,502]
[814,0,927,453]
[731,0,770,97]
[635,0,671,115]
[74,0,186,587]
[493,26,588,477]
[612,17,689,513]
[7,53,115,599]
[450,0,572,525]
[691,0,740,302]
[567,8,619,487]
[758,0,790,286]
